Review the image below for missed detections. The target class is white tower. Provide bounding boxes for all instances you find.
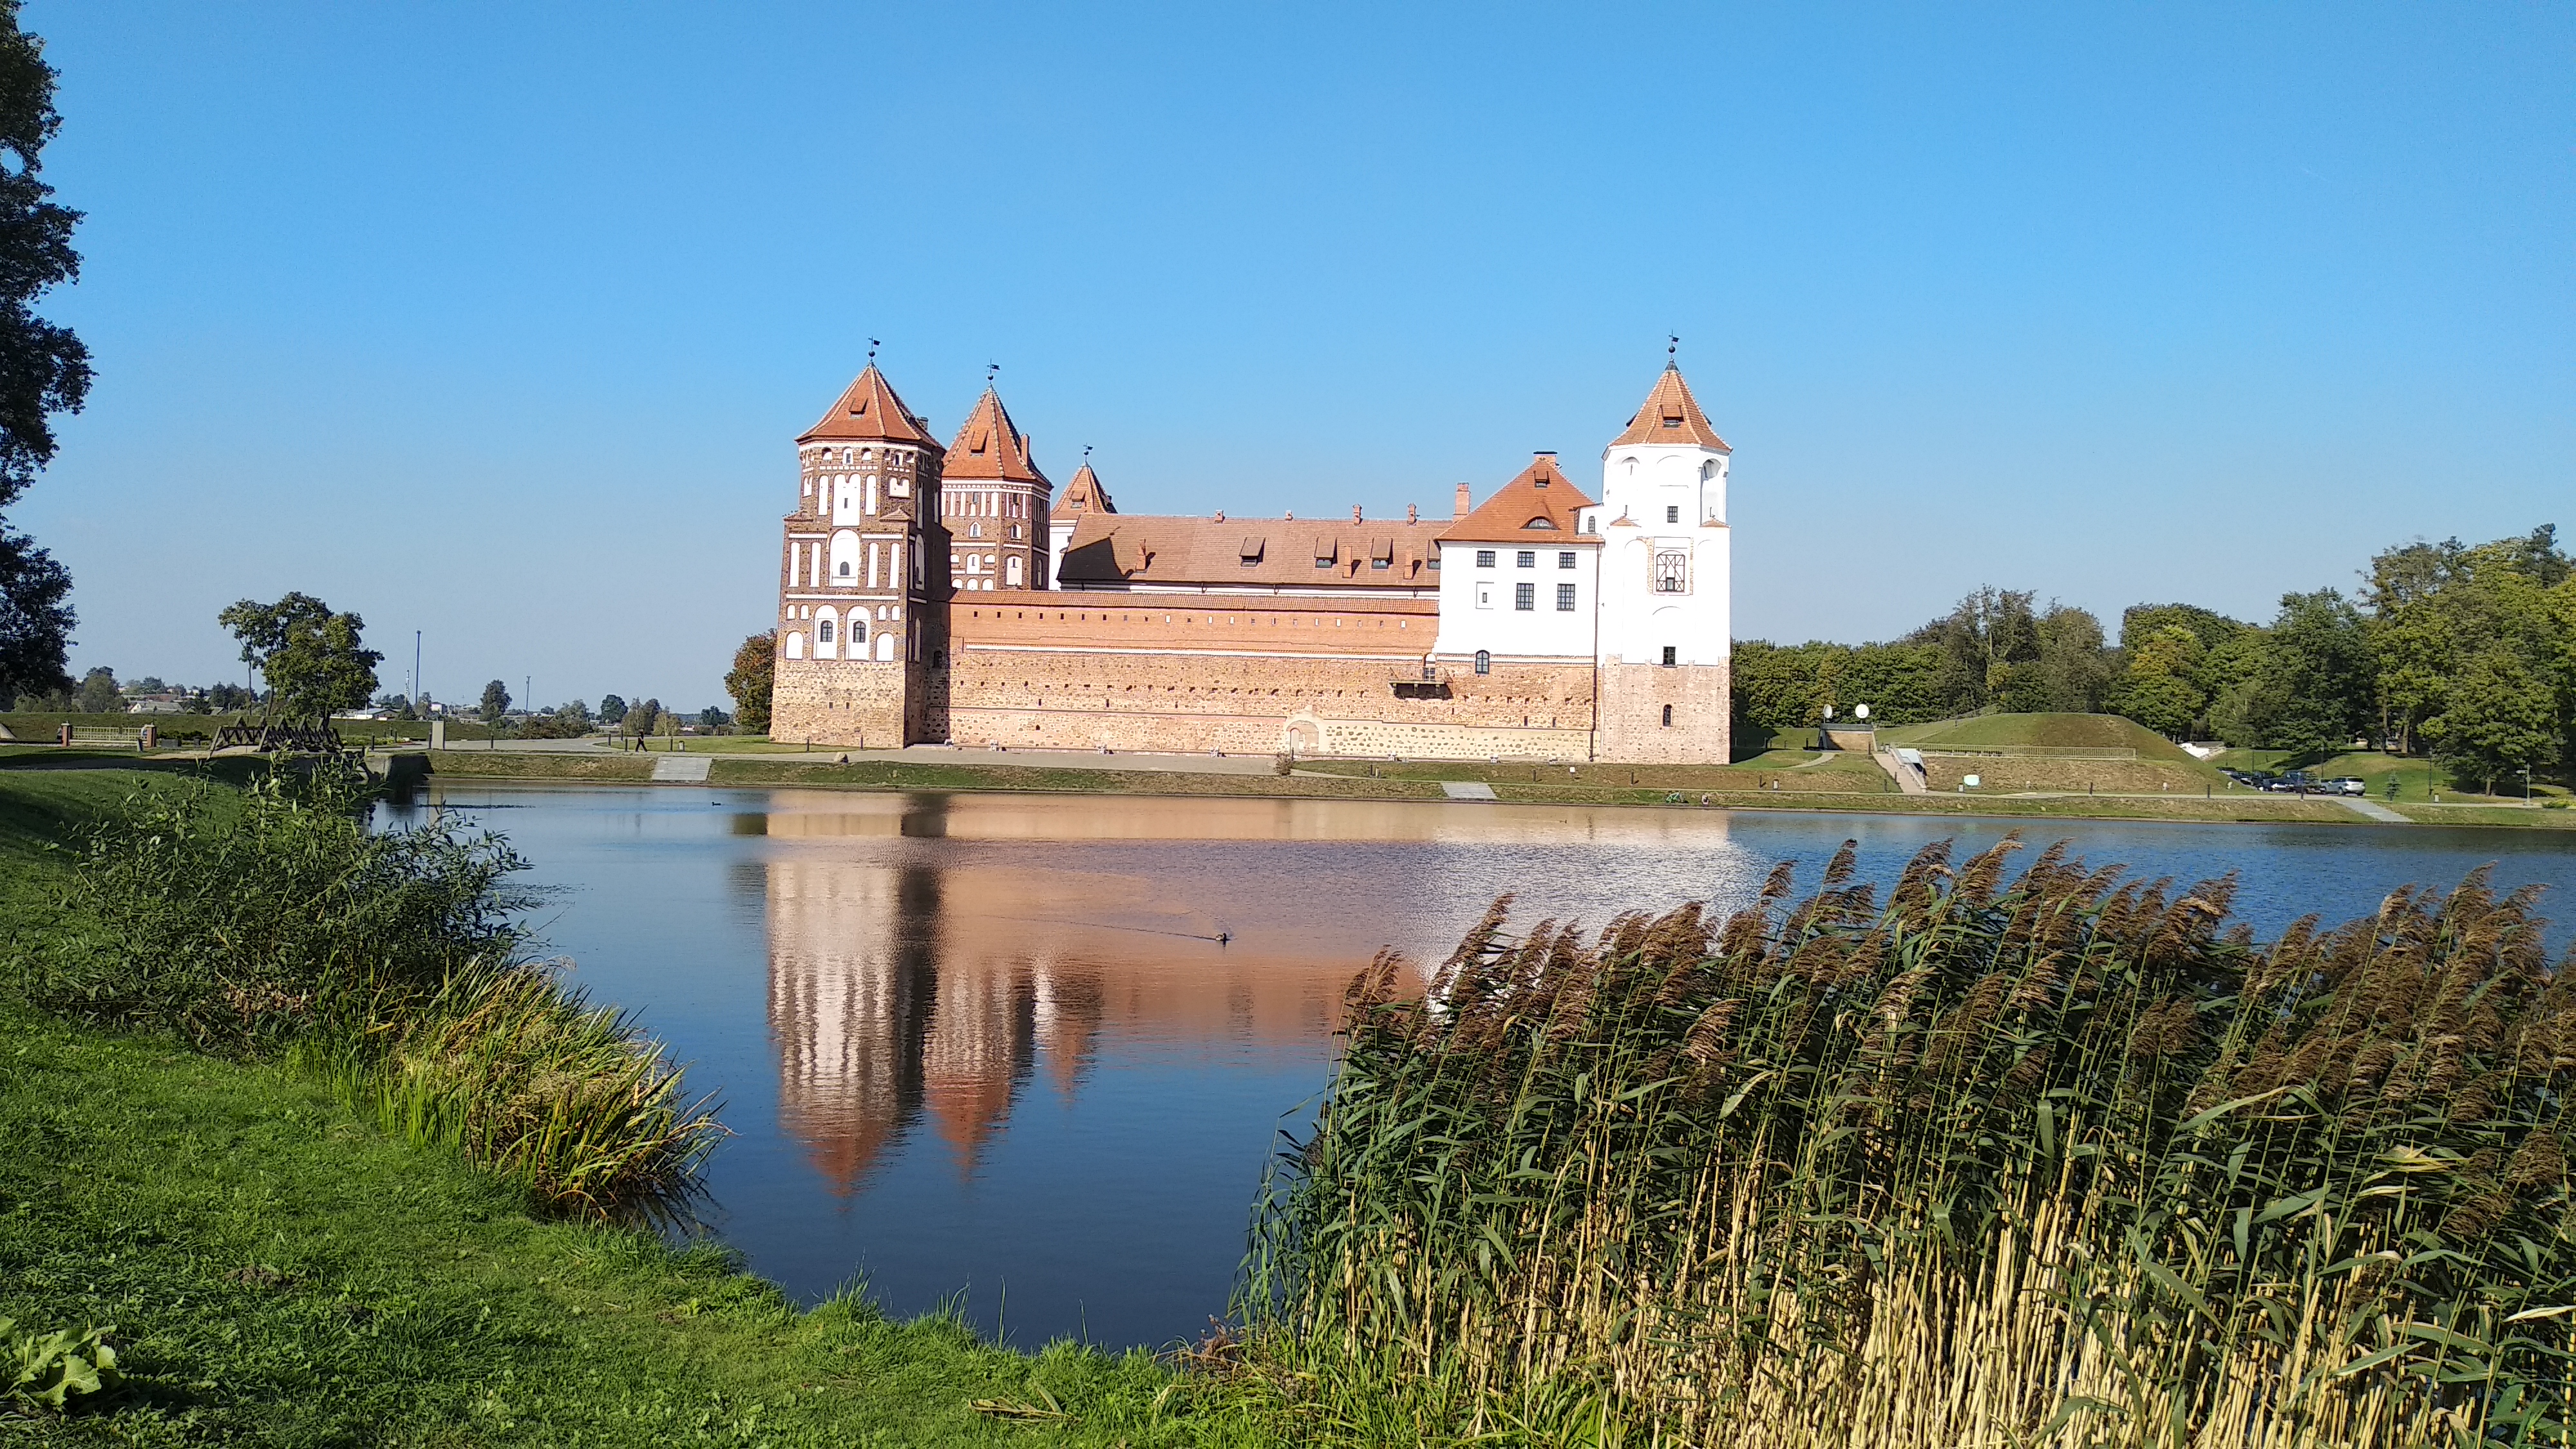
[1586,363,1732,762]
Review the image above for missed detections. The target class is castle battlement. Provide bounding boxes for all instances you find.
[769,364,1731,762]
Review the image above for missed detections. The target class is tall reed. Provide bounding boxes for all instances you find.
[1249,837,2576,1446]
[46,768,719,1220]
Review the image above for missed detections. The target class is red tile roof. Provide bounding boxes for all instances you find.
[1060,462,1115,515]
[943,388,1048,486]
[1610,365,1729,451]
[1435,454,1598,544]
[799,364,937,447]
[1055,513,1448,590]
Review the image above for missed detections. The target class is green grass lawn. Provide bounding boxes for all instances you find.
[0,770,1280,1445]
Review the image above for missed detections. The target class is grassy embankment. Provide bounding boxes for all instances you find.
[420,743,2418,825]
[0,770,1264,1444]
[1256,843,2576,1445]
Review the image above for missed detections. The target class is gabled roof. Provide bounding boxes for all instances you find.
[1060,462,1115,515]
[800,364,937,447]
[943,388,1049,486]
[1055,513,1448,590]
[1436,455,1598,544]
[1610,365,1730,451]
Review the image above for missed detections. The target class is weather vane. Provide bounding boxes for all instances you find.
[1083,444,1093,461]
[1668,334,1680,363]
[867,337,880,361]
[987,361,999,386]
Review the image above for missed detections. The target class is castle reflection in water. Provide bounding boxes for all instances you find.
[757,793,1383,1190]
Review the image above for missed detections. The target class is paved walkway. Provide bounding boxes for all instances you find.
[1440,781,1499,800]
[1873,748,1931,795]
[2337,796,2410,823]
[650,754,713,782]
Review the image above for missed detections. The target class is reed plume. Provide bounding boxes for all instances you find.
[1245,838,2576,1446]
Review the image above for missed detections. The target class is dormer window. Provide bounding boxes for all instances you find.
[1240,536,1265,565]
[1524,516,1557,530]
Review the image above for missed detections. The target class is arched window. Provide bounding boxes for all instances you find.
[849,616,867,644]
[1006,555,1023,587]
[817,618,835,644]
[1473,650,1491,676]
[785,632,806,659]
[828,530,861,583]
[1662,704,1674,727]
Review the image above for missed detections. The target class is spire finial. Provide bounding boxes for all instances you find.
[986,361,999,388]
[1082,444,1092,462]
[867,337,880,361]
[1667,334,1680,367]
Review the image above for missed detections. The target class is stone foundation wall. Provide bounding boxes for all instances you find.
[1594,657,1732,764]
[771,658,913,748]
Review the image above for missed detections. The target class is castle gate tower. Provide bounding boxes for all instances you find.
[939,387,1050,592]
[1589,364,1733,763]
[770,363,950,746]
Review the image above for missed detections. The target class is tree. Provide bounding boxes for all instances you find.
[597,694,627,725]
[2424,646,2559,795]
[0,5,91,701]
[219,593,383,721]
[206,681,254,713]
[75,664,117,714]
[2116,625,2206,739]
[697,706,729,729]
[2243,590,2376,758]
[626,698,661,741]
[2013,603,2111,714]
[726,631,775,734]
[1909,587,2040,715]
[478,680,510,724]
[0,521,70,701]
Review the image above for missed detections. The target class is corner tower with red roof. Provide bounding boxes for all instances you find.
[770,362,951,747]
[1589,363,1732,762]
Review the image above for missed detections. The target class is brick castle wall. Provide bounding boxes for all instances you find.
[773,593,1731,762]
[941,591,1593,758]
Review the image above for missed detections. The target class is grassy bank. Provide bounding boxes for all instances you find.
[405,748,2499,826]
[0,770,1269,1443]
[1258,844,2576,1445]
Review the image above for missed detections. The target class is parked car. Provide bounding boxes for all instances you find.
[2327,777,2367,797]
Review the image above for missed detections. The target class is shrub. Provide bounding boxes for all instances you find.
[51,769,529,1052]
[1251,838,2576,1444]
[49,768,718,1220]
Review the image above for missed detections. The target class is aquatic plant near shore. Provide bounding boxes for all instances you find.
[46,770,719,1220]
[1249,837,2576,1446]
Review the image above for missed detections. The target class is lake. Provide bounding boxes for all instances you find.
[399,783,2576,1350]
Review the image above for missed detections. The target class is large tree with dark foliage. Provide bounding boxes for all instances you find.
[0,2,89,704]
[218,593,383,722]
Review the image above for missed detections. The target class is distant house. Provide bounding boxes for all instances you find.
[126,693,193,714]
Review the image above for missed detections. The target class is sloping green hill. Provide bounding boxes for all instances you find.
[1880,713,2199,762]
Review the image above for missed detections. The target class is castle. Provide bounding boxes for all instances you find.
[768,361,1732,762]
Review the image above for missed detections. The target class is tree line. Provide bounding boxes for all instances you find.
[1733,524,2576,791]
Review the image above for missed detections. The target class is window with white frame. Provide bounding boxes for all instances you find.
[1654,550,1689,593]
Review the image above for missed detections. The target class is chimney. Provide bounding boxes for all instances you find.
[1406,503,1418,523]
[1452,482,1471,518]
[1213,509,1225,522]
[1351,504,1363,522]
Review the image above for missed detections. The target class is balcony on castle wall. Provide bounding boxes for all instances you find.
[1390,663,1452,699]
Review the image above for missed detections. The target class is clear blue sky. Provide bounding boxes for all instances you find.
[15,2,2571,710]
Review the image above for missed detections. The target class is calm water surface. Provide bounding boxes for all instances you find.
[406,784,2576,1350]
